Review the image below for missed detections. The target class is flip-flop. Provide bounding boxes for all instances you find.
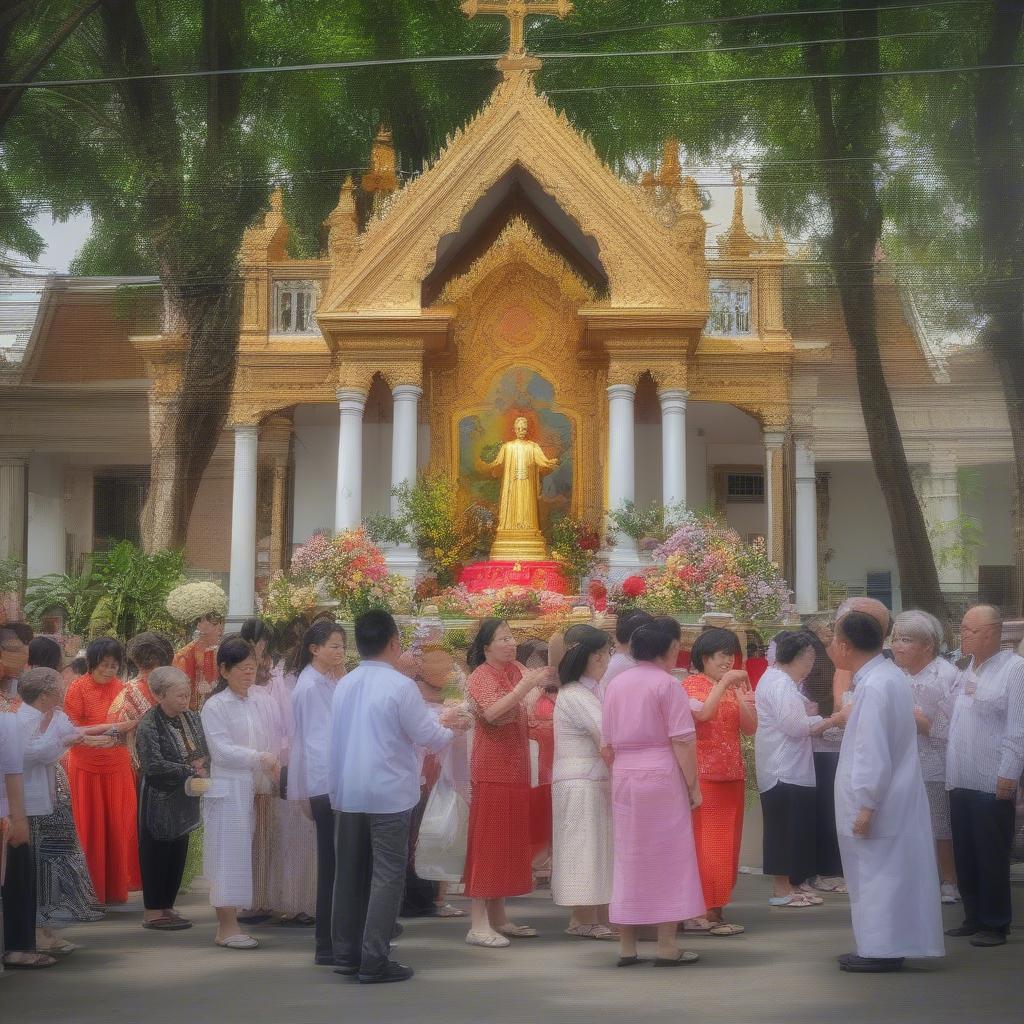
[497,923,538,938]
[215,934,260,950]
[769,894,819,908]
[465,930,511,948]
[653,951,700,966]
[39,939,79,955]
[708,922,745,936]
[143,916,192,931]
[681,918,714,933]
[565,924,617,939]
[2,953,58,969]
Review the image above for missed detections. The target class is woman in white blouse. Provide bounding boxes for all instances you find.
[200,635,280,950]
[551,625,615,939]
[755,631,847,908]
[891,610,960,904]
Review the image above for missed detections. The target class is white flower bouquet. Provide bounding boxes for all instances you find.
[166,581,227,624]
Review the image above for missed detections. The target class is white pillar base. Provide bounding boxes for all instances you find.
[384,544,422,583]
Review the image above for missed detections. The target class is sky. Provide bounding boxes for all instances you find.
[29,209,93,274]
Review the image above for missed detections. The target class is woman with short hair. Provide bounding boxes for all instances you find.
[551,624,615,939]
[682,627,757,936]
[134,667,209,930]
[891,609,960,904]
[755,631,843,907]
[64,637,140,905]
[602,625,705,965]
[200,635,280,949]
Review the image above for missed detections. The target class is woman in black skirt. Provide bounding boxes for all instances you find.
[754,631,847,907]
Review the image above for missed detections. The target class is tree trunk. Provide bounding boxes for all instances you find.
[141,276,242,552]
[974,4,1024,616]
[805,13,949,624]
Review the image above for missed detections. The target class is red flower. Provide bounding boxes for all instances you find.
[622,576,647,598]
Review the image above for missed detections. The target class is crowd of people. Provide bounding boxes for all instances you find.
[0,596,1021,982]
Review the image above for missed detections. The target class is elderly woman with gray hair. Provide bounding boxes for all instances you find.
[890,609,960,904]
[134,666,209,930]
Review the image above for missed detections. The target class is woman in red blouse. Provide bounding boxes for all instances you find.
[463,619,553,948]
[64,637,140,905]
[683,627,757,935]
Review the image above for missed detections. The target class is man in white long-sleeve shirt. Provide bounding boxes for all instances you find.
[945,605,1024,948]
[327,610,466,985]
[830,611,944,973]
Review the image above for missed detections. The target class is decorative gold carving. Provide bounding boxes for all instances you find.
[362,127,398,204]
[321,69,707,314]
[460,1,574,66]
[378,360,424,390]
[718,167,756,260]
[240,187,289,264]
[426,220,603,521]
[606,360,646,388]
[325,176,359,267]
[335,361,377,394]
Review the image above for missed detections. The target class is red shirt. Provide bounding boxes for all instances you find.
[683,673,745,782]
[468,661,529,787]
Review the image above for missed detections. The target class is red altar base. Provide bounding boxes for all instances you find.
[458,560,570,594]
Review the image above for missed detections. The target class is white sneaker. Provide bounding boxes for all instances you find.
[940,882,960,904]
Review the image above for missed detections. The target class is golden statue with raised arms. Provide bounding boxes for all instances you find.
[483,416,558,560]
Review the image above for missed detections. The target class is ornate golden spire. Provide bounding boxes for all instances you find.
[641,138,682,192]
[239,186,289,263]
[461,0,574,75]
[324,175,359,265]
[718,164,755,260]
[361,126,398,196]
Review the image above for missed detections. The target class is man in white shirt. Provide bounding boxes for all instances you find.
[597,609,653,701]
[328,610,465,984]
[945,604,1024,948]
[830,611,944,973]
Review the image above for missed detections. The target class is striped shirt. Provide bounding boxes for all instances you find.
[946,650,1024,794]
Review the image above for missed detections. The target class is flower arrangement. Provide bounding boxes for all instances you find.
[289,528,413,618]
[434,584,577,620]
[165,580,227,624]
[611,511,792,623]
[549,514,602,589]
[259,574,319,626]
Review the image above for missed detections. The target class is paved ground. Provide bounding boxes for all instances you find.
[2,874,1021,1024]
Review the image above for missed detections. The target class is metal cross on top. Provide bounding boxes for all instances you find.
[460,1,574,58]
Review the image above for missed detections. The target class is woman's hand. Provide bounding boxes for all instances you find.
[689,786,703,811]
[517,666,553,695]
[258,752,280,773]
[81,735,116,748]
[722,669,749,690]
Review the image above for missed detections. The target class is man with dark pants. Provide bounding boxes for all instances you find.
[326,611,465,984]
[945,605,1024,948]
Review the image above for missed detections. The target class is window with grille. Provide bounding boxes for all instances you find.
[93,470,149,550]
[726,471,764,502]
[707,278,753,336]
[273,280,320,334]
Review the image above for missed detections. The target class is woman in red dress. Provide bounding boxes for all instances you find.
[65,637,140,905]
[463,619,552,948]
[683,627,758,936]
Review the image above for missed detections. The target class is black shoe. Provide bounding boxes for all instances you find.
[945,924,980,937]
[332,963,359,976]
[838,953,904,973]
[616,955,643,967]
[969,930,1007,947]
[358,960,414,984]
[237,913,271,926]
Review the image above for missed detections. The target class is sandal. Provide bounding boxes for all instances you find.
[434,904,467,918]
[653,951,700,966]
[768,893,819,908]
[681,917,714,933]
[616,955,643,967]
[215,933,260,949]
[465,930,511,948]
[143,916,192,931]
[497,923,537,938]
[38,938,79,955]
[565,924,616,940]
[2,952,58,969]
[708,922,745,936]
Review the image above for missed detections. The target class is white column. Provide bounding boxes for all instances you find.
[659,388,688,510]
[227,425,259,622]
[794,436,819,614]
[386,384,423,579]
[763,430,786,564]
[334,388,367,532]
[607,383,638,563]
[0,458,27,566]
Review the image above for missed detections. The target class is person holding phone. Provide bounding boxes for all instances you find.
[463,619,554,948]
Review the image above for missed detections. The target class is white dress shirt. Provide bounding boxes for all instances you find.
[289,665,337,800]
[201,687,276,791]
[328,660,453,815]
[0,711,24,818]
[904,657,957,784]
[754,666,823,792]
[16,703,79,816]
[946,649,1024,794]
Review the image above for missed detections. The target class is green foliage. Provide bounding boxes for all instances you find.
[24,567,101,636]
[607,501,686,544]
[549,515,601,589]
[89,541,186,640]
[0,558,22,595]
[441,627,470,653]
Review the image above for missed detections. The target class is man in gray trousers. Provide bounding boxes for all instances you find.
[327,610,465,984]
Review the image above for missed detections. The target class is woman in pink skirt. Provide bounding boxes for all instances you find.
[601,624,705,967]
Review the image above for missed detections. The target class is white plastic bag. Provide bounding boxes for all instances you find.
[415,776,469,883]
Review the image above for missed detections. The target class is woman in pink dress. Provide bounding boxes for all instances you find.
[602,624,705,967]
